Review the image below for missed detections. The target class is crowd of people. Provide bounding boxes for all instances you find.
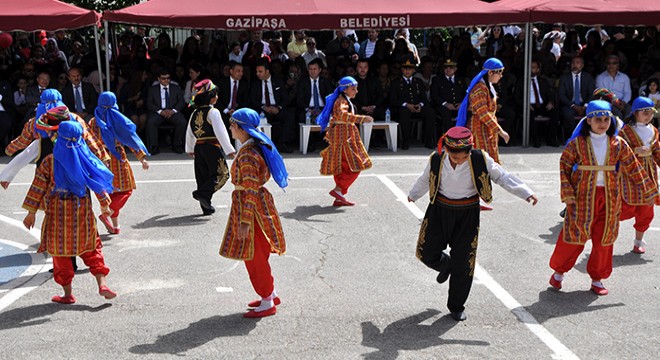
[1,25,659,154]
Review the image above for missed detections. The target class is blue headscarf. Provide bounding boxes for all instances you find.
[231,108,288,189]
[93,92,150,159]
[316,76,358,131]
[456,58,504,127]
[566,100,619,145]
[52,121,115,198]
[632,96,657,113]
[34,89,65,138]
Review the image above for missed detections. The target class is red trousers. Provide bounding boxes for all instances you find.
[620,202,654,233]
[244,221,274,298]
[333,151,360,195]
[550,187,613,280]
[109,190,133,219]
[52,239,110,286]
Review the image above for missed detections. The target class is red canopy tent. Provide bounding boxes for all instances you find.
[103,0,527,30]
[495,0,660,26]
[0,0,100,32]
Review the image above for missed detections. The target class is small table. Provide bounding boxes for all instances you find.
[299,123,322,154]
[235,123,272,149]
[360,121,398,152]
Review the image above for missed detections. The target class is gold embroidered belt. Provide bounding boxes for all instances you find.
[576,165,616,171]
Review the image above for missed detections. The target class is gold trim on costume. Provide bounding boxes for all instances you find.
[469,231,479,277]
[416,218,428,260]
[478,171,492,202]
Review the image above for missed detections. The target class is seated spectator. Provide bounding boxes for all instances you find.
[269,37,289,63]
[184,63,204,105]
[431,59,467,135]
[62,67,98,122]
[301,37,326,67]
[353,59,386,120]
[179,35,203,68]
[595,39,628,73]
[558,56,596,135]
[242,31,271,56]
[296,58,333,123]
[484,26,504,58]
[0,79,14,149]
[377,62,392,101]
[392,38,417,66]
[24,71,51,117]
[595,55,632,103]
[640,77,660,118]
[228,41,244,63]
[414,57,436,101]
[389,56,436,149]
[333,37,359,66]
[119,69,148,133]
[249,59,294,153]
[394,29,419,63]
[218,61,250,126]
[13,77,29,126]
[358,30,379,60]
[287,30,307,59]
[45,38,69,73]
[146,68,187,154]
[515,59,559,147]
[55,72,68,93]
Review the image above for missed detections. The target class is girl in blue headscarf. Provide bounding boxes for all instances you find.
[220,108,287,319]
[22,115,118,305]
[548,100,657,296]
[456,58,509,164]
[90,91,150,235]
[618,97,660,255]
[317,76,373,206]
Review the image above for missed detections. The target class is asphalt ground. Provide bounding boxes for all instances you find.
[0,145,659,360]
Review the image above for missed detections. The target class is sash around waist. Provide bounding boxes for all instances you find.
[576,165,616,171]
[437,194,480,207]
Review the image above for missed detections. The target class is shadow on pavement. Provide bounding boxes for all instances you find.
[131,214,211,229]
[573,250,652,274]
[280,205,346,222]
[129,312,259,355]
[0,303,112,330]
[539,222,563,244]
[518,289,624,324]
[360,308,489,360]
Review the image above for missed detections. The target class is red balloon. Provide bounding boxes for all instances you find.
[0,33,12,49]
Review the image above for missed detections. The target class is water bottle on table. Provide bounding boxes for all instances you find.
[305,109,312,125]
[385,108,391,123]
[259,111,267,126]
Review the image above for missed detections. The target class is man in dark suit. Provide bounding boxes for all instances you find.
[431,59,467,136]
[296,58,333,123]
[24,71,50,119]
[250,59,294,153]
[62,67,98,122]
[558,56,595,135]
[390,57,436,150]
[146,68,187,154]
[218,61,250,127]
[0,80,15,149]
[515,59,559,147]
[352,58,385,119]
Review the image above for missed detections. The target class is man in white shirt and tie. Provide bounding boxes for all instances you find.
[218,61,249,128]
[558,56,595,137]
[62,67,98,122]
[146,69,187,154]
[516,60,559,147]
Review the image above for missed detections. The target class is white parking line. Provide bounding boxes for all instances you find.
[375,175,580,360]
[0,215,51,313]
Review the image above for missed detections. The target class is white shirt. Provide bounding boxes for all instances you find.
[308,77,325,108]
[261,76,276,106]
[228,51,244,63]
[72,83,85,111]
[159,84,177,113]
[589,131,608,186]
[0,140,39,183]
[632,123,654,146]
[224,77,241,113]
[185,107,236,155]
[530,76,544,105]
[408,151,534,202]
[364,40,376,58]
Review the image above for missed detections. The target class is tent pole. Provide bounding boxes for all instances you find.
[93,24,104,93]
[104,20,111,92]
[522,22,532,148]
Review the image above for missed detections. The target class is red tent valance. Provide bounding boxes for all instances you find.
[0,0,100,32]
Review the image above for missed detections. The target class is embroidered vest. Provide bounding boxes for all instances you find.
[428,149,493,204]
[190,106,215,140]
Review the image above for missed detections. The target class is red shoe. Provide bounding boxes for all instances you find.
[591,284,609,296]
[329,190,344,200]
[632,245,646,254]
[52,294,76,304]
[243,306,277,318]
[98,214,114,233]
[549,275,562,290]
[480,204,493,211]
[99,285,117,299]
[333,198,355,207]
[248,296,281,308]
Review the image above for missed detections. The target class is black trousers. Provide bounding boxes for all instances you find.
[397,106,436,148]
[265,109,295,147]
[417,197,480,313]
[434,106,458,137]
[193,143,229,206]
[146,111,187,150]
[529,105,559,146]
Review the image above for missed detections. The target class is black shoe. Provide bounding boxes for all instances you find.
[193,191,213,211]
[436,253,452,284]
[278,144,293,154]
[533,141,541,148]
[400,143,410,150]
[172,146,184,154]
[450,311,467,321]
[202,206,216,215]
[149,147,160,155]
[559,207,566,218]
